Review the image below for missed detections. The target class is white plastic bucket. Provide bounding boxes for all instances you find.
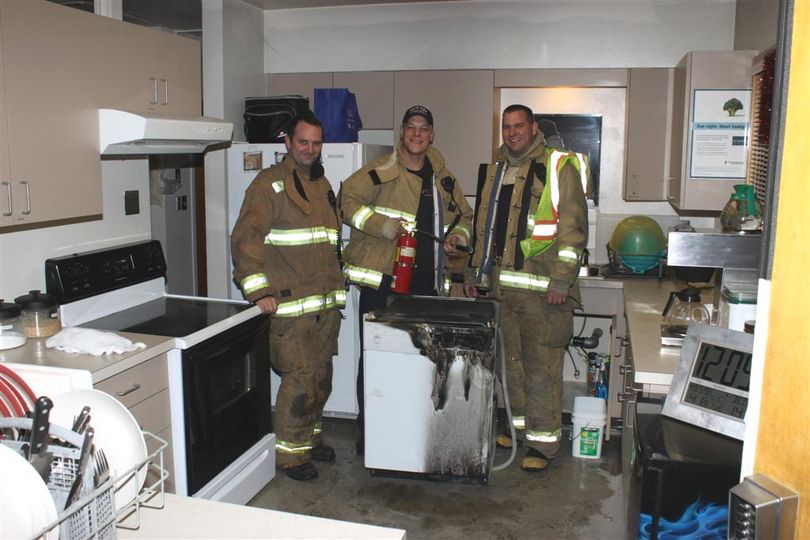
[571,396,606,459]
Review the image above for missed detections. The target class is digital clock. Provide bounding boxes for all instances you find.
[662,325,754,440]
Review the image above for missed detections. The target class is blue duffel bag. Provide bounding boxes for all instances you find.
[314,88,363,142]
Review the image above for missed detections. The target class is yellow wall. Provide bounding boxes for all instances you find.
[755,0,810,532]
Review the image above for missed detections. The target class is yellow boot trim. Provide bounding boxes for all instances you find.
[520,450,550,472]
[496,433,513,449]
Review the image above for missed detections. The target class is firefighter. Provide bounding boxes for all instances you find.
[231,112,345,481]
[464,104,588,472]
[339,105,473,454]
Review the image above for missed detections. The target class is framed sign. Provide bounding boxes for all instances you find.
[689,89,752,179]
[534,114,601,203]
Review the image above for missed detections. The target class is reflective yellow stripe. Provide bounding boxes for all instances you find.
[241,273,269,294]
[343,264,384,288]
[272,180,285,193]
[276,439,313,455]
[512,416,526,430]
[445,223,471,243]
[441,277,451,295]
[499,270,550,292]
[351,206,375,230]
[373,206,416,223]
[313,422,323,436]
[265,226,339,246]
[275,289,347,318]
[558,246,581,264]
[525,428,562,443]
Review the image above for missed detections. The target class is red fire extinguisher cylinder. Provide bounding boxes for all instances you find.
[391,232,417,294]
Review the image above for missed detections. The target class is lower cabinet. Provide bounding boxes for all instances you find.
[94,353,175,494]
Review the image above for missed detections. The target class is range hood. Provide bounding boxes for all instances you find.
[99,109,233,155]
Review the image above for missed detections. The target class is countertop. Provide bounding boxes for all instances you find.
[0,331,175,384]
[117,494,406,539]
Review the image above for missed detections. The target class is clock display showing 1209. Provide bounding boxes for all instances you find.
[683,342,752,419]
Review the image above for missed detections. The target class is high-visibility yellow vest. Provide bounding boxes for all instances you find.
[519,149,578,259]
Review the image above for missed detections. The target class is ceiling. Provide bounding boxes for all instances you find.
[50,0,458,35]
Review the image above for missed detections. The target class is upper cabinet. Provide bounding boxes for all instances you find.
[667,51,756,211]
[0,0,202,233]
[0,0,103,229]
[624,68,672,201]
[98,19,201,115]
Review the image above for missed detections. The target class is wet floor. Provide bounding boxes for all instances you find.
[249,416,626,540]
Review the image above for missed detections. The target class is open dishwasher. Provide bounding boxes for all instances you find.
[363,296,498,483]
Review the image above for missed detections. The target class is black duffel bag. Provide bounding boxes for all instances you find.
[244,95,310,143]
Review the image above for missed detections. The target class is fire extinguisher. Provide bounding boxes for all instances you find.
[391,232,417,294]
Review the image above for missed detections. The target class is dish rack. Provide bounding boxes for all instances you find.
[0,418,168,540]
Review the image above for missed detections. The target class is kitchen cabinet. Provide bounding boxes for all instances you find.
[95,352,175,494]
[0,0,102,230]
[624,68,672,201]
[578,279,627,437]
[667,50,757,211]
[98,18,201,116]
[332,72,395,129]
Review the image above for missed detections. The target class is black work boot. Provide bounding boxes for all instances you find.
[284,462,318,481]
[311,445,336,463]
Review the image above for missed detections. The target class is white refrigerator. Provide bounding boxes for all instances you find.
[226,142,391,418]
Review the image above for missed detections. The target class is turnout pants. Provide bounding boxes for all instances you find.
[498,287,573,458]
[270,309,341,468]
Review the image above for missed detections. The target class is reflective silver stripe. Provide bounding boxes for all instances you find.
[558,246,580,264]
[512,416,526,430]
[343,264,383,288]
[276,439,313,455]
[241,273,269,294]
[351,206,375,230]
[499,270,550,292]
[525,428,562,443]
[531,223,557,238]
[265,226,339,246]
[272,180,285,193]
[275,289,347,318]
[313,422,323,435]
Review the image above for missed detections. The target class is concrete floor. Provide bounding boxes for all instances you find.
[249,417,627,539]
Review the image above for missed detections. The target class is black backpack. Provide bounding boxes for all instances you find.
[243,95,310,143]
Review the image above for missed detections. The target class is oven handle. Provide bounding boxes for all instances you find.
[116,383,141,397]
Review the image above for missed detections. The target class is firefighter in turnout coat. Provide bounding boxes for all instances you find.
[231,113,345,482]
[464,104,588,472]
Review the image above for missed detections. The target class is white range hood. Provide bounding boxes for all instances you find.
[99,109,233,155]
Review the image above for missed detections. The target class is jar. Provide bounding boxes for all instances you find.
[13,290,61,338]
[662,287,711,335]
[0,300,27,350]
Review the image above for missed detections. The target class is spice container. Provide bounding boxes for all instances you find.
[0,300,27,350]
[13,290,62,338]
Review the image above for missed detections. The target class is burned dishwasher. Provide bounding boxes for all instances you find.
[363,296,498,483]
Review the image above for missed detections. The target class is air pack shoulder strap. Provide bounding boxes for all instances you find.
[470,163,490,266]
[369,169,382,185]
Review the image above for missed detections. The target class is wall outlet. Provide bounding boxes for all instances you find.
[124,190,140,215]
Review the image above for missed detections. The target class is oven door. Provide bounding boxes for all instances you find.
[182,315,271,495]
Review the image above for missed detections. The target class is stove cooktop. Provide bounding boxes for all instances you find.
[81,296,253,338]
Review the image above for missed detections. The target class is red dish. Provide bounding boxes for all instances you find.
[0,378,25,417]
[0,364,37,412]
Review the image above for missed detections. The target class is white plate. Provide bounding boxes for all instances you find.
[1,363,92,400]
[50,389,147,511]
[0,444,59,540]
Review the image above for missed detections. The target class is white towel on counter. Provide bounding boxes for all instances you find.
[45,327,147,356]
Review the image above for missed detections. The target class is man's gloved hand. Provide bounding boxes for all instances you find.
[443,234,465,255]
[256,296,278,315]
[381,218,408,240]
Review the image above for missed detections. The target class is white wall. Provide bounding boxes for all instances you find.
[0,160,151,299]
[202,0,265,298]
[264,0,736,73]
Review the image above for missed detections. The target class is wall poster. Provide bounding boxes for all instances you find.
[533,114,601,204]
[689,89,752,179]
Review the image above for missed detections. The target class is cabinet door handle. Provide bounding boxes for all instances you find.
[150,77,159,105]
[21,180,31,215]
[632,173,637,195]
[116,383,141,396]
[1,181,11,216]
[619,365,634,375]
[160,79,169,105]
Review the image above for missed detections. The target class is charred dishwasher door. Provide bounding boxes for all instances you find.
[362,296,498,484]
